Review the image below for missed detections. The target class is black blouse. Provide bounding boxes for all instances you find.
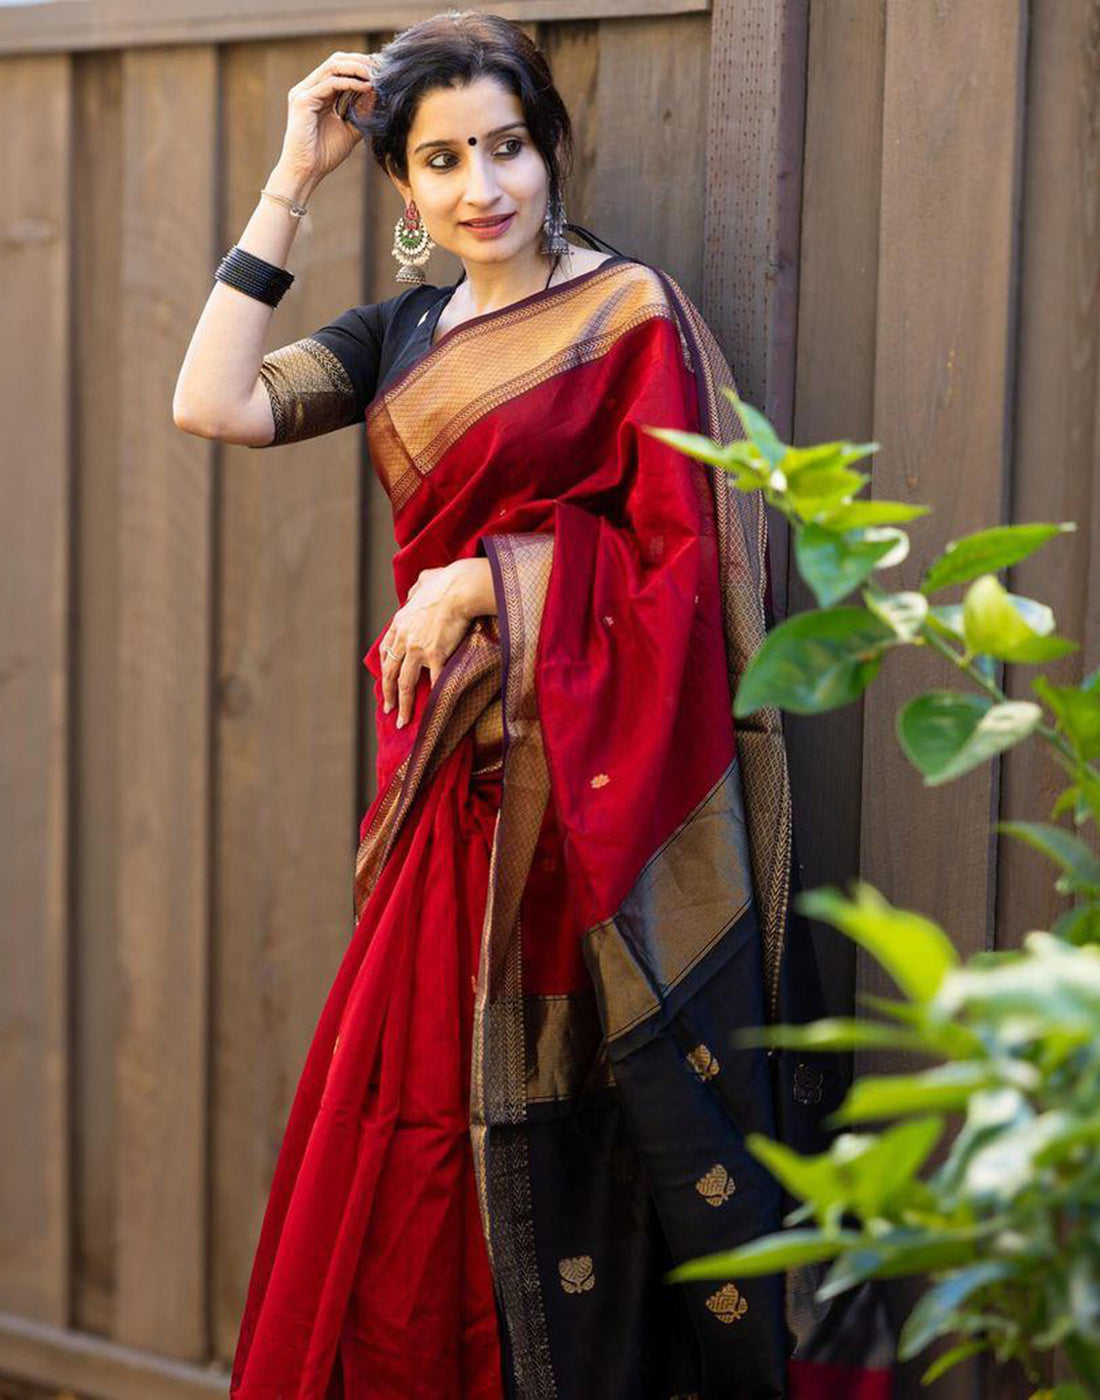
[250,249,632,448]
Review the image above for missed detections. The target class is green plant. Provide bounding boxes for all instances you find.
[644,396,1100,1395]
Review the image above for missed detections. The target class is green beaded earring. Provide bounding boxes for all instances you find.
[393,200,434,284]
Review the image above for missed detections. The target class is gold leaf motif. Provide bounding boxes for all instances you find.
[686,1042,720,1080]
[558,1254,595,1293]
[695,1163,736,1206]
[590,773,610,789]
[705,1282,748,1323]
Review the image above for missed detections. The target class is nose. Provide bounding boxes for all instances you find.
[461,150,503,210]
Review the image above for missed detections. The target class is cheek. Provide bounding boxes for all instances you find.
[506,154,550,205]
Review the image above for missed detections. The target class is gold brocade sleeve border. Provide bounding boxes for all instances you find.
[251,336,359,448]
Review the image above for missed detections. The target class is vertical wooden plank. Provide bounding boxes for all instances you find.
[993,5,1100,1392]
[859,3,1028,1396]
[998,0,1100,947]
[360,28,433,815]
[0,52,72,1326]
[788,0,887,1027]
[213,34,369,1364]
[541,21,600,234]
[701,0,807,427]
[71,48,124,1338]
[112,44,216,1357]
[702,0,807,628]
[590,14,710,302]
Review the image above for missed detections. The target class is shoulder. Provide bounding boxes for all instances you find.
[581,255,692,330]
[329,284,447,344]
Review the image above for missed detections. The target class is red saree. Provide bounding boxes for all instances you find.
[230,259,845,1399]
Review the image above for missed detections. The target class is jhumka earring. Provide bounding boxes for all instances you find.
[392,200,434,283]
[541,185,570,256]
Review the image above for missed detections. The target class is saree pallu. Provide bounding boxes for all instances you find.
[230,259,869,1400]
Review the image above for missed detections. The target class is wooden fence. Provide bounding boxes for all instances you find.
[0,1,1096,1396]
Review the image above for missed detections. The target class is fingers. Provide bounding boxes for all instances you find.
[293,50,377,93]
[380,627,423,726]
[380,625,400,713]
[395,649,422,729]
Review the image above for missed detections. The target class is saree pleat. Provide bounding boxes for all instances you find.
[230,258,881,1399]
[231,733,507,1398]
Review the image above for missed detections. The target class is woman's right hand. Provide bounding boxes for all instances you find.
[276,51,380,189]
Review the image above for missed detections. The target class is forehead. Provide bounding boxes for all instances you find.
[408,75,524,142]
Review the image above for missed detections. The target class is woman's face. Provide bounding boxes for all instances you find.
[391,75,551,266]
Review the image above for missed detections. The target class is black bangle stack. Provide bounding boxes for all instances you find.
[214,245,295,308]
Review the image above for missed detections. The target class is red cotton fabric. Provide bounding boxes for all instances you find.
[230,734,506,1399]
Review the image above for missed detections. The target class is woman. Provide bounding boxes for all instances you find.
[174,12,873,1398]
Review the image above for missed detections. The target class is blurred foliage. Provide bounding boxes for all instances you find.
[646,396,1100,1395]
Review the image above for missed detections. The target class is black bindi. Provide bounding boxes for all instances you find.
[467,135,477,146]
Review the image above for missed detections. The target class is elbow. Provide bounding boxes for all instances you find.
[173,398,227,442]
[173,395,208,437]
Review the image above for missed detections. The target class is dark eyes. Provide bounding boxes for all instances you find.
[426,136,524,171]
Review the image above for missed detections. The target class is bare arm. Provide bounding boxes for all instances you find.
[172,50,379,446]
[172,165,319,445]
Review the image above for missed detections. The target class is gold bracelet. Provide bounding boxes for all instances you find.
[260,187,310,218]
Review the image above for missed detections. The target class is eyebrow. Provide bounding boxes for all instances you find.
[413,122,527,155]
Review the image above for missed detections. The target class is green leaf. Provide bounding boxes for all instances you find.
[782,439,881,478]
[864,587,928,640]
[831,1063,995,1124]
[925,604,965,642]
[897,692,1042,785]
[718,387,787,467]
[733,1017,935,1055]
[1051,903,1100,947]
[995,821,1100,895]
[795,881,959,1002]
[785,463,871,515]
[794,525,900,607]
[962,574,1078,663]
[1032,675,1100,762]
[920,523,1074,593]
[815,499,932,530]
[733,607,895,717]
[664,1228,854,1283]
[898,1261,1016,1359]
[642,425,746,470]
[920,1340,987,1385]
[843,1117,944,1218]
[743,1135,845,1217]
[934,931,1100,1027]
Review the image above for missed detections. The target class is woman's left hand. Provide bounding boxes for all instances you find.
[380,558,495,728]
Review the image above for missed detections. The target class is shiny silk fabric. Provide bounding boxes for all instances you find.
[230,259,850,1399]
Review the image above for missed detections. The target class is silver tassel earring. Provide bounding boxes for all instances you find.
[541,185,570,256]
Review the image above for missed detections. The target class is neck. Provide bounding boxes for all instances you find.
[456,240,571,313]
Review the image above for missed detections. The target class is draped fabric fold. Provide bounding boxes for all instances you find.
[231,259,870,1399]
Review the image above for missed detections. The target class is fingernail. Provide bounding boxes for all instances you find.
[396,715,404,729]
[383,700,391,712]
